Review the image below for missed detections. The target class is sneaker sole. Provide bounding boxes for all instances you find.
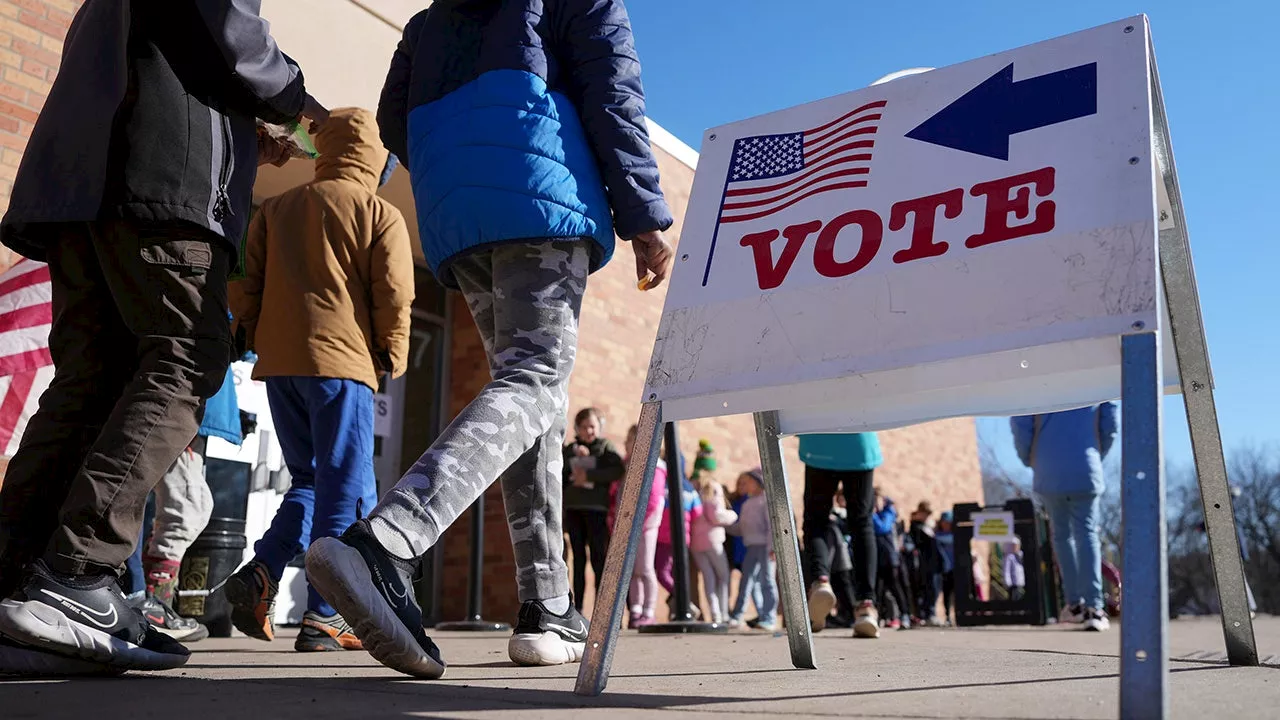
[853,616,881,638]
[808,586,836,630]
[223,573,274,642]
[154,623,210,643]
[508,631,585,667]
[0,638,127,677]
[306,538,446,679]
[0,600,187,671]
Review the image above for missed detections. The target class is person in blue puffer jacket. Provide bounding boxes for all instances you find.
[1011,402,1118,632]
[304,0,675,678]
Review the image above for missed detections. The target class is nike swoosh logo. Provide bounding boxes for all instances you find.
[40,589,120,630]
[545,618,586,637]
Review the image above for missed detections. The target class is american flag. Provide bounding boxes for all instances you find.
[701,100,887,285]
[0,259,53,458]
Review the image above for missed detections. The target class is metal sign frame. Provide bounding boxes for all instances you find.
[575,19,1258,720]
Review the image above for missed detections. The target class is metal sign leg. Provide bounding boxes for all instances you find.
[753,410,816,670]
[575,402,663,696]
[1119,332,1168,719]
[1150,38,1257,667]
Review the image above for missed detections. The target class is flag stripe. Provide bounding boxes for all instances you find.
[721,181,869,225]
[804,135,878,169]
[0,302,52,334]
[722,167,871,212]
[726,151,873,198]
[804,112,882,152]
[0,367,35,451]
[0,347,52,376]
[0,264,50,299]
[805,122,879,158]
[803,100,888,136]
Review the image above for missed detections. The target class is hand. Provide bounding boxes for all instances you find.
[257,133,290,167]
[302,93,330,132]
[574,445,590,457]
[631,229,674,291]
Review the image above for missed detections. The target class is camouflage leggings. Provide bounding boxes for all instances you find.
[369,240,590,602]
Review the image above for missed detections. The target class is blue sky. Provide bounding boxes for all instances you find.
[625,0,1279,479]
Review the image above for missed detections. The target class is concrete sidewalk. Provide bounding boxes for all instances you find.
[2,616,1278,719]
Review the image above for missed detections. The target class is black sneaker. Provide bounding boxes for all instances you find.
[133,595,209,643]
[508,598,589,666]
[305,519,445,678]
[0,561,190,671]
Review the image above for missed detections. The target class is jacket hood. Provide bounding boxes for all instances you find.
[314,107,388,191]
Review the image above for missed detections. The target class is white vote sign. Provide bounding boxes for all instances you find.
[645,15,1177,433]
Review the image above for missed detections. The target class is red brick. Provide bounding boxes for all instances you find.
[45,7,75,28]
[17,10,64,38]
[25,89,44,109]
[11,38,59,68]
[0,81,24,102]
[10,0,47,18]
[0,114,18,133]
[21,57,46,78]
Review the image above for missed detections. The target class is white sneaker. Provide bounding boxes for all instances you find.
[1082,607,1110,632]
[807,580,836,631]
[1059,603,1085,624]
[508,600,588,666]
[853,600,880,639]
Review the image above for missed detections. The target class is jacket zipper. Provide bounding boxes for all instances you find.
[213,113,234,222]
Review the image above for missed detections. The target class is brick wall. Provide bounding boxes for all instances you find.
[439,145,984,623]
[0,0,78,274]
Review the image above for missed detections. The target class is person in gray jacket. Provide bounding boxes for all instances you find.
[0,0,325,675]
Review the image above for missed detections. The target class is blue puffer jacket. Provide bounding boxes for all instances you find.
[377,0,674,288]
[1011,403,1118,496]
[798,433,883,472]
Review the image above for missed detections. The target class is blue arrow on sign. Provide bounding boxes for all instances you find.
[905,62,1098,160]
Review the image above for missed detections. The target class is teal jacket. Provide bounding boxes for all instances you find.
[798,433,883,472]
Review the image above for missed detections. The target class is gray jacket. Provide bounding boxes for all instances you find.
[1,0,306,259]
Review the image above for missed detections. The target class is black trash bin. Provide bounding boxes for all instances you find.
[178,457,252,638]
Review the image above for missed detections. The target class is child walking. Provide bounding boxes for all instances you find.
[614,425,668,627]
[728,469,778,631]
[688,442,737,624]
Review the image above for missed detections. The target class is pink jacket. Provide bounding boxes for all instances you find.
[608,459,668,533]
[690,483,737,553]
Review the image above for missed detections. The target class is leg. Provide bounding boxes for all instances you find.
[145,437,212,604]
[801,466,837,582]
[711,549,732,623]
[586,511,610,596]
[842,470,877,603]
[757,549,779,626]
[564,509,589,608]
[732,548,760,621]
[943,571,955,621]
[753,410,815,669]
[1074,495,1105,612]
[369,242,589,597]
[252,379,317,580]
[655,543,674,593]
[43,221,230,576]
[1044,496,1081,606]
[0,225,136,594]
[691,551,720,621]
[305,378,377,617]
[637,524,660,617]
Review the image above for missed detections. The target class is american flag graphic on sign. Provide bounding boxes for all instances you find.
[0,259,53,458]
[701,100,887,285]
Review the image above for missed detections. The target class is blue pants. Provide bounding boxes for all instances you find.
[253,377,377,616]
[731,544,778,624]
[1042,493,1103,611]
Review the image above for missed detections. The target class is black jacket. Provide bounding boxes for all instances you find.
[1,0,306,259]
[562,437,625,512]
